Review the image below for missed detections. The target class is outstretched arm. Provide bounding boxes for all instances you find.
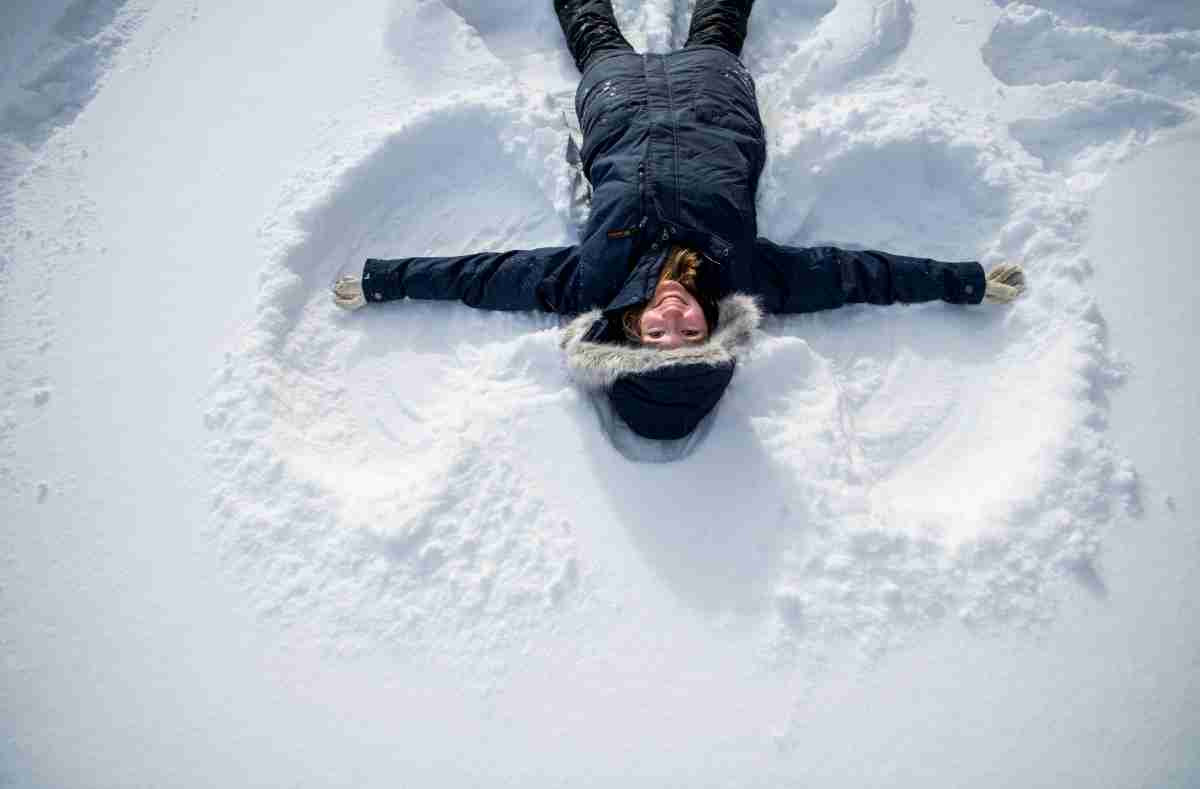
[752,238,991,314]
[333,246,580,313]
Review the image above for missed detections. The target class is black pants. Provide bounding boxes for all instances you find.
[554,0,755,73]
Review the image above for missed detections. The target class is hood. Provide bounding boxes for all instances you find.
[561,293,762,441]
[560,293,762,388]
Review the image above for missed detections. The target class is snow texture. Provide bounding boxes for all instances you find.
[2,0,1199,785]
[205,0,1155,669]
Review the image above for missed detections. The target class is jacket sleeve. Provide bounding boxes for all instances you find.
[752,238,986,314]
[361,246,580,313]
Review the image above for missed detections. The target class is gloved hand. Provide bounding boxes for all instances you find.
[331,273,366,310]
[984,262,1026,303]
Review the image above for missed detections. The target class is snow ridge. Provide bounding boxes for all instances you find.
[0,0,148,222]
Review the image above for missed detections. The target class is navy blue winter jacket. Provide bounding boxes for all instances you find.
[361,47,986,337]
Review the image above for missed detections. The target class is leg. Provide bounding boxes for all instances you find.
[684,0,755,57]
[555,0,635,73]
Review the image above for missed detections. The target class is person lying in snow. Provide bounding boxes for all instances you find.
[334,0,1025,444]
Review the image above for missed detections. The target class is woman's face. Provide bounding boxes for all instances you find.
[639,280,709,349]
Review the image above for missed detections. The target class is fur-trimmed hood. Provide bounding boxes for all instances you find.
[560,293,762,390]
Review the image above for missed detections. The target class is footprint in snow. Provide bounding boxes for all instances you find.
[983,4,1200,100]
[981,4,1198,172]
[748,0,912,100]
[1007,83,1191,173]
[440,0,578,92]
[985,0,1200,35]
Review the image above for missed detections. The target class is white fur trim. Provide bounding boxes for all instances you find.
[560,293,762,390]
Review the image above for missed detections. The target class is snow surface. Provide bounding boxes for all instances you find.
[1,0,1198,786]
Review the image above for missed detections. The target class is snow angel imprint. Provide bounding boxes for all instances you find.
[333,0,1026,451]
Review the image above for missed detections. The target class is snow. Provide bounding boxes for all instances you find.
[1,0,1198,786]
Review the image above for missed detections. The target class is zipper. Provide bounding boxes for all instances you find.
[638,161,646,211]
[607,215,648,241]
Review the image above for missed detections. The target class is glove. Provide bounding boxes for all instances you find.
[331,273,366,310]
[984,262,1026,303]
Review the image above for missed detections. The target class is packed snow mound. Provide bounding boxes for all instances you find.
[207,0,1184,682]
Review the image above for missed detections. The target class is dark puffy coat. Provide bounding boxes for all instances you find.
[361,47,985,338]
